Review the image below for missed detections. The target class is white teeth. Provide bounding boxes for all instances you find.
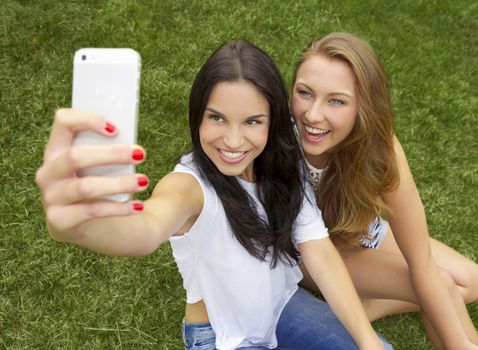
[304,125,330,135]
[220,150,245,159]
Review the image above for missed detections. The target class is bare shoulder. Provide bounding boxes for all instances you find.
[392,135,409,166]
[153,172,202,194]
[383,135,419,204]
[150,172,204,215]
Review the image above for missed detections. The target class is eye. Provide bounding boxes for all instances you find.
[245,119,261,126]
[296,88,312,98]
[207,113,224,122]
[329,98,345,105]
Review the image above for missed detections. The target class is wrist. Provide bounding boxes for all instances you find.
[357,333,384,350]
[444,338,472,350]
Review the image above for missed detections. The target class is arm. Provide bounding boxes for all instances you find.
[53,172,203,256]
[299,238,384,350]
[382,135,470,348]
[36,108,203,256]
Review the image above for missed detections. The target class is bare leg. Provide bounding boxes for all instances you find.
[299,244,446,348]
[362,299,418,321]
[358,232,478,310]
[302,265,420,320]
[299,229,478,347]
[430,238,478,304]
[379,233,478,345]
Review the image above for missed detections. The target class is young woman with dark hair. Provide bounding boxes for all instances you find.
[36,40,391,349]
[291,32,478,349]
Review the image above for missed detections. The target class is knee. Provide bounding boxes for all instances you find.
[439,270,461,299]
[438,267,478,305]
[460,262,478,303]
[439,262,478,303]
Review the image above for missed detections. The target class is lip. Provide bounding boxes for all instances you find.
[216,148,249,164]
[302,123,330,143]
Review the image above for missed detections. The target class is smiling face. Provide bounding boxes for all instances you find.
[292,54,358,169]
[199,80,270,182]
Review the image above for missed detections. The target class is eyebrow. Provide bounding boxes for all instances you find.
[205,107,269,119]
[295,82,354,99]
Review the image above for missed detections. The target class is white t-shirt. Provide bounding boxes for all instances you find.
[169,154,329,350]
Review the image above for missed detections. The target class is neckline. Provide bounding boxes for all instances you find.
[237,176,256,188]
[306,159,324,174]
[305,159,324,188]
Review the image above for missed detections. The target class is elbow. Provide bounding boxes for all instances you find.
[300,238,340,268]
[90,243,158,257]
[124,231,166,257]
[127,245,157,257]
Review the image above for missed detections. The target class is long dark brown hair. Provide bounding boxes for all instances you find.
[189,39,306,267]
[293,33,399,247]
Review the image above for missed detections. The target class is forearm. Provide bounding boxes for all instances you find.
[300,239,383,349]
[317,253,380,348]
[410,262,469,348]
[49,211,166,256]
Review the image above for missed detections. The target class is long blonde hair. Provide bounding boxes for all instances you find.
[294,32,399,247]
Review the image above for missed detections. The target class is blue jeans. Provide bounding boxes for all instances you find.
[182,287,393,349]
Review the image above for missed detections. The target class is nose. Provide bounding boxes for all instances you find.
[223,126,244,149]
[305,101,325,123]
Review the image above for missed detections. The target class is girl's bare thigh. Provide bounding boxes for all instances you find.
[301,227,478,303]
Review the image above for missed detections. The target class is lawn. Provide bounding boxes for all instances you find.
[1,0,477,349]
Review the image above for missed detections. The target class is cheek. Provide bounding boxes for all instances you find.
[333,111,357,135]
[346,117,357,134]
[253,126,269,148]
[291,95,305,117]
[198,123,213,148]
[260,126,269,142]
[345,111,358,131]
[198,124,205,143]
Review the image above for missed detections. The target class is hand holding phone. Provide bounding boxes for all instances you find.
[72,48,141,202]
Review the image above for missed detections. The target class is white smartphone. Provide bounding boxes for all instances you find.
[72,48,141,202]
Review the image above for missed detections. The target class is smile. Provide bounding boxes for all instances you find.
[217,149,248,163]
[303,124,330,143]
[304,125,330,135]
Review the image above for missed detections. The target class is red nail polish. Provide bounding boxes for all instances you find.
[105,122,116,133]
[133,203,144,211]
[137,176,149,187]
[132,149,144,161]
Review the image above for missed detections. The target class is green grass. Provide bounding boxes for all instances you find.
[1,0,477,348]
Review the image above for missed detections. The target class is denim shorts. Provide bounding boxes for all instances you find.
[182,287,394,350]
[182,321,217,350]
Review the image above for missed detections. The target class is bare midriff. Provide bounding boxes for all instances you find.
[185,299,209,323]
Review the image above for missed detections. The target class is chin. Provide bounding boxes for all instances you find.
[215,165,245,177]
[303,143,325,157]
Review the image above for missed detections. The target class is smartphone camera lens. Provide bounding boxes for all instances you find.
[81,55,87,61]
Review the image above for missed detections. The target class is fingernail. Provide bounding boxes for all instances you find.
[105,122,116,133]
[137,176,149,187]
[132,149,144,161]
[133,202,144,211]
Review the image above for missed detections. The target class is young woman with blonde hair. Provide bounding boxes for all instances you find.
[291,32,478,349]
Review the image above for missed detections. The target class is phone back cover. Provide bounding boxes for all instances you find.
[72,48,140,201]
